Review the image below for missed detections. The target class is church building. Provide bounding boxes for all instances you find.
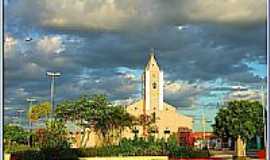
[70,51,193,147]
[124,52,193,139]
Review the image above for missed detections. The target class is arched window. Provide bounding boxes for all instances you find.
[152,82,157,89]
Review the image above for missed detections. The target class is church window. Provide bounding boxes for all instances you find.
[152,112,156,122]
[152,82,157,89]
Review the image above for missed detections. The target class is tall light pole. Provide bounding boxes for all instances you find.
[16,109,25,127]
[26,97,36,147]
[46,71,61,118]
[27,98,37,129]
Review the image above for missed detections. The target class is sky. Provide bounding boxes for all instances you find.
[4,0,267,131]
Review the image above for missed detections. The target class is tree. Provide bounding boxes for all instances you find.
[37,120,70,150]
[213,100,263,157]
[137,113,157,138]
[34,119,73,159]
[55,95,94,147]
[55,94,136,146]
[27,101,51,123]
[111,106,136,137]
[92,104,136,144]
[55,100,77,122]
[82,95,136,145]
[4,125,30,145]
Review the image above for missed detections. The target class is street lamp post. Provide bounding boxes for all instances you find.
[16,109,25,127]
[46,71,61,118]
[201,111,206,148]
[198,104,208,149]
[26,97,36,147]
[198,103,214,149]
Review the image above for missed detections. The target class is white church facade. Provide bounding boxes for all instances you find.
[123,52,193,139]
[71,52,193,147]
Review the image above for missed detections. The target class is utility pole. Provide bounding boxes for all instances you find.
[201,105,206,148]
[261,84,266,149]
[238,83,241,100]
[46,71,61,118]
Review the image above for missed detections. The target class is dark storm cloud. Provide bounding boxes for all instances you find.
[225,72,263,83]
[5,0,266,32]
[4,33,142,105]
[4,24,266,107]
[4,0,266,109]
[43,24,266,81]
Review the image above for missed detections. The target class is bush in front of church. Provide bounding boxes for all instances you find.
[78,136,210,158]
[8,120,79,160]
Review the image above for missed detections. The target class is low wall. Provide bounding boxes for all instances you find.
[79,156,168,160]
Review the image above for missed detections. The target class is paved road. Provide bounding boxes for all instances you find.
[210,150,262,160]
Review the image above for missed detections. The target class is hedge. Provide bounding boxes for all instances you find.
[9,146,209,160]
[10,149,79,160]
[8,138,210,160]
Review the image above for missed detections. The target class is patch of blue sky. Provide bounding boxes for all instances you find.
[179,79,233,131]
[246,61,266,78]
[116,67,142,77]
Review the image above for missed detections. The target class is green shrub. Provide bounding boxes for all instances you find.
[8,120,78,160]
[4,144,37,153]
[8,136,210,159]
[11,150,42,160]
[77,137,208,157]
[189,151,210,158]
[38,120,71,151]
[9,144,209,159]
[4,125,30,145]
[167,146,210,158]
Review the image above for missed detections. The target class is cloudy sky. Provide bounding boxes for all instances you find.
[4,0,267,131]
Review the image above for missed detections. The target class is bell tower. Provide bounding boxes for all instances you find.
[143,52,164,112]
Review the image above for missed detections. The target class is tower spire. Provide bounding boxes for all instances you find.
[146,50,158,71]
[143,50,163,112]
